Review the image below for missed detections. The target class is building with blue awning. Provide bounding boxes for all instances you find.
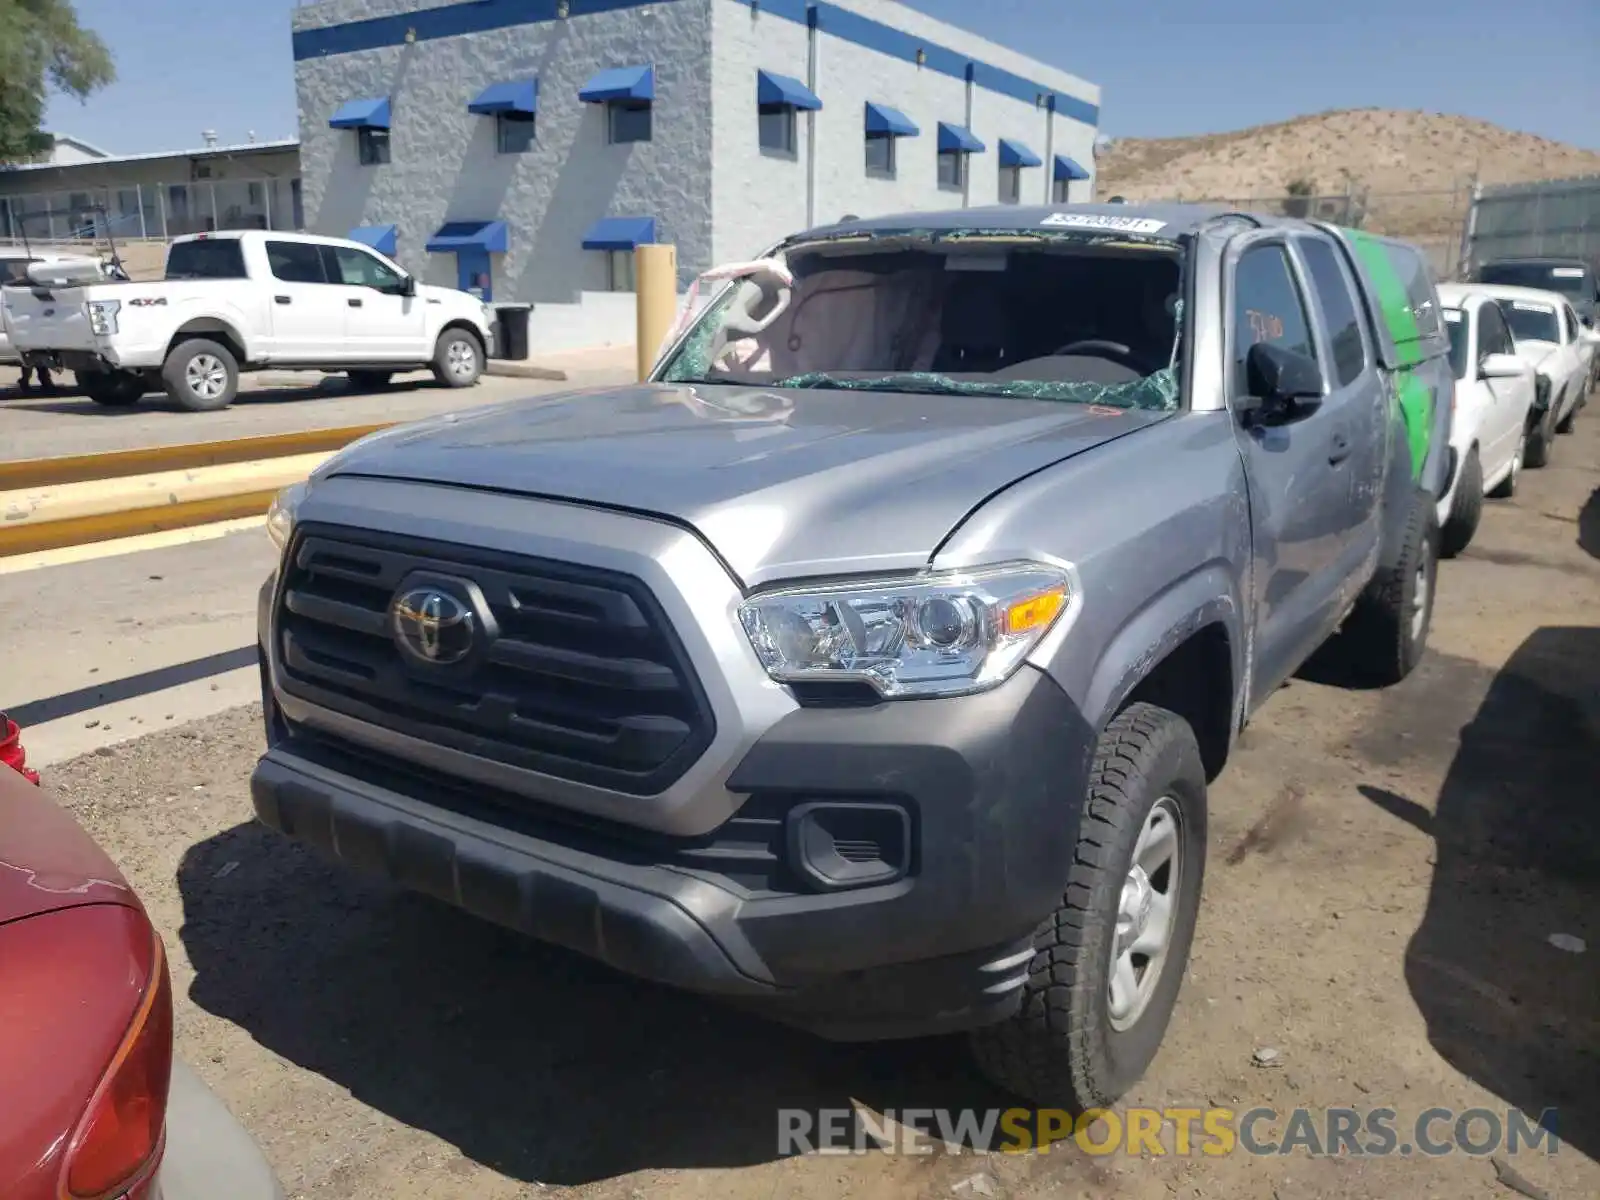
[293,0,1101,346]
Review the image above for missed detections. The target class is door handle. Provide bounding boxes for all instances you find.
[274,295,291,305]
[348,298,363,308]
[1328,430,1352,465]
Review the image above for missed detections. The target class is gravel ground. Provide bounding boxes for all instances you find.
[43,407,1600,1200]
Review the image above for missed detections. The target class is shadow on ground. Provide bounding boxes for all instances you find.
[1579,485,1600,560]
[1363,625,1600,1160]
[177,825,1014,1185]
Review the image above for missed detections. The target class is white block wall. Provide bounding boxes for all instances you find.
[293,0,1099,349]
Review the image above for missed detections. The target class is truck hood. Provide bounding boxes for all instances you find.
[322,382,1170,585]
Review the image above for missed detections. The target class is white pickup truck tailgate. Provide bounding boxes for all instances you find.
[2,284,97,353]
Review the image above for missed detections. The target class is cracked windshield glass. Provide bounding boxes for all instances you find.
[659,236,1186,411]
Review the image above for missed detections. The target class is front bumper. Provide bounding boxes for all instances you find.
[153,1060,284,1200]
[254,659,1096,1039]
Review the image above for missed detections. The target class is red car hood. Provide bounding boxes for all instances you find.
[0,766,137,926]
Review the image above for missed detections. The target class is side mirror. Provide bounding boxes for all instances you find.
[1240,342,1325,423]
[1581,312,1594,329]
[1478,352,1526,380]
[399,275,417,298]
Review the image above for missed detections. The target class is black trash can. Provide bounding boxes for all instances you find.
[495,303,532,361]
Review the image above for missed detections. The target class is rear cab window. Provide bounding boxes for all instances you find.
[165,238,249,280]
[1478,260,1593,302]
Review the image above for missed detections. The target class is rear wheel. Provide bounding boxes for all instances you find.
[162,338,239,412]
[432,328,483,388]
[1438,448,1481,559]
[969,703,1207,1109]
[1340,490,1438,685]
[347,370,394,391]
[77,370,145,407]
[1487,429,1524,499]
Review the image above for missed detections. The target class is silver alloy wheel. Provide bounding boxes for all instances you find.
[186,353,229,400]
[445,337,477,380]
[1108,796,1182,1032]
[1411,550,1431,641]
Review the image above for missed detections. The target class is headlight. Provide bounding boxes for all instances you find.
[265,481,307,550]
[86,299,120,336]
[738,562,1072,699]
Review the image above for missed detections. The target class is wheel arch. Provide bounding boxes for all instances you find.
[166,318,247,367]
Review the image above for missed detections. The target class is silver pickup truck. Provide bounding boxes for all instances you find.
[251,203,1453,1109]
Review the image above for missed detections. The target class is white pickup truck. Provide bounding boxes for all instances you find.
[2,230,496,411]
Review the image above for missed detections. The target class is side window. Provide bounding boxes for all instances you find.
[1231,244,1319,394]
[265,240,327,284]
[331,246,403,291]
[1297,236,1366,387]
[1384,243,1443,340]
[1478,303,1511,358]
[1560,305,1577,343]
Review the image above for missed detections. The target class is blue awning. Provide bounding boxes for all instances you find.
[468,79,538,115]
[757,70,821,111]
[1054,154,1091,181]
[864,102,919,138]
[578,64,654,104]
[998,138,1042,169]
[426,220,510,253]
[347,224,398,256]
[582,216,657,251]
[329,96,390,129]
[937,123,986,154]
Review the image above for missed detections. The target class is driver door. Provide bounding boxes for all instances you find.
[321,244,427,360]
[1227,236,1363,702]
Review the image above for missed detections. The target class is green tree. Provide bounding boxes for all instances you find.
[0,0,113,162]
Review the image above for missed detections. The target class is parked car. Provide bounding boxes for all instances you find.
[1474,255,1599,328]
[0,762,284,1200]
[1470,283,1589,465]
[1434,285,1538,556]
[249,203,1452,1110]
[2,230,496,411]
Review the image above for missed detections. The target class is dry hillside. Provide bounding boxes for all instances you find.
[1094,109,1600,261]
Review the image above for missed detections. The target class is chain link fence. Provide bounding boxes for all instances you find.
[1461,175,1600,277]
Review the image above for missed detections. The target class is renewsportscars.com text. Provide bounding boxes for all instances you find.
[778,1106,1561,1158]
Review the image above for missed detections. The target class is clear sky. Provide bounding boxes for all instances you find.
[44,0,1600,155]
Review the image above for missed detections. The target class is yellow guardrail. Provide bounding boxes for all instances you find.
[0,424,391,557]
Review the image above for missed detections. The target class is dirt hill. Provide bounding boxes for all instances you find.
[1093,109,1600,265]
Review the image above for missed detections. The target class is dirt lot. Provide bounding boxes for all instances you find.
[45,409,1600,1200]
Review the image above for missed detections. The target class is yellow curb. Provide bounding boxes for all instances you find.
[0,489,284,558]
[0,422,391,490]
[0,515,266,575]
[0,452,330,530]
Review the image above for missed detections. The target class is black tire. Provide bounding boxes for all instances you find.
[1340,490,1438,686]
[1524,409,1553,468]
[431,328,483,389]
[969,703,1208,1110]
[162,338,239,412]
[1438,448,1481,559]
[1486,430,1523,499]
[347,370,394,391]
[77,371,142,407]
[1555,393,1578,434]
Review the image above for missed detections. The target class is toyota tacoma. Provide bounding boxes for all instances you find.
[252,204,1453,1108]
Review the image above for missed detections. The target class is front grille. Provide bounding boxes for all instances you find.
[274,524,716,794]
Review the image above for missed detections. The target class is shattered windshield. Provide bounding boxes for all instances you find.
[656,231,1187,412]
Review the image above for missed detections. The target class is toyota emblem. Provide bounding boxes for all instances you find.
[391,586,476,665]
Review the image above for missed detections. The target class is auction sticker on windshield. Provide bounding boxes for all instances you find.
[1551,267,1586,277]
[1512,301,1556,313]
[1041,213,1168,234]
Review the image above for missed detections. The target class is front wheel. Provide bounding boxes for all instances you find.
[431,329,483,389]
[969,703,1208,1109]
[162,338,239,412]
[1487,429,1524,499]
[1438,448,1481,559]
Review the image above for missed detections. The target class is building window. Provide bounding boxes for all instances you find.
[759,104,797,156]
[937,150,966,191]
[608,101,652,144]
[1000,166,1021,205]
[497,111,537,154]
[358,127,390,165]
[607,249,636,293]
[865,133,896,179]
[1053,177,1071,204]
